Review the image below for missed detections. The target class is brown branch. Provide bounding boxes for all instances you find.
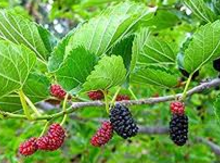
[138,126,169,134]
[1,78,220,120]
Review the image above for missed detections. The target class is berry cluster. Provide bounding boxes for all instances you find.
[116,95,130,101]
[19,124,65,156]
[169,114,188,146]
[88,90,104,100]
[19,138,38,156]
[169,101,188,146]
[90,121,113,147]
[110,104,138,139]
[50,84,68,100]
[37,123,65,151]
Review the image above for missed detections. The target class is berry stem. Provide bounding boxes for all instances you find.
[39,121,50,137]
[128,87,137,100]
[103,90,109,114]
[0,110,26,119]
[24,95,41,116]
[18,89,33,120]
[61,93,69,125]
[170,89,177,101]
[110,87,121,108]
[182,74,193,101]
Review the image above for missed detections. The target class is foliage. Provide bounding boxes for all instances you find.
[0,0,220,163]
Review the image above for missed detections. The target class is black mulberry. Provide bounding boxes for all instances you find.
[213,58,220,72]
[169,114,188,146]
[110,104,138,139]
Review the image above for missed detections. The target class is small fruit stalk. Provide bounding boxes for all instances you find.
[90,121,113,147]
[110,104,138,139]
[169,101,188,146]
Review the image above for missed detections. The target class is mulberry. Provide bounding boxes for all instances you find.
[110,104,138,139]
[88,90,104,100]
[19,137,37,156]
[170,101,185,115]
[169,114,188,146]
[90,121,113,147]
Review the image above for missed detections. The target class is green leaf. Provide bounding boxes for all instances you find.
[137,33,177,67]
[131,27,177,71]
[184,20,220,74]
[130,28,151,72]
[0,41,36,98]
[130,67,178,88]
[37,25,57,53]
[83,55,126,91]
[66,1,150,57]
[0,94,21,112]
[110,35,134,72]
[145,10,180,30]
[0,73,50,112]
[214,94,220,125]
[185,0,217,23]
[56,47,97,92]
[0,10,56,63]
[213,0,220,14]
[48,28,77,72]
[23,73,50,102]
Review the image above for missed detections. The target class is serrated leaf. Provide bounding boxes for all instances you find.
[110,35,134,71]
[66,1,150,57]
[185,0,217,23]
[130,67,178,88]
[83,55,126,91]
[48,28,77,72]
[184,20,220,74]
[214,94,220,125]
[0,41,36,98]
[56,47,97,92]
[0,10,56,63]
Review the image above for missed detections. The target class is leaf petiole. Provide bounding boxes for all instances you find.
[102,90,109,114]
[18,89,33,120]
[61,93,69,125]
[24,95,41,116]
[110,87,122,108]
[182,74,193,101]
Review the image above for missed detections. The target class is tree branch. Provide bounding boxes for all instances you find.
[138,126,169,134]
[139,126,220,156]
[1,78,220,120]
[195,137,220,156]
